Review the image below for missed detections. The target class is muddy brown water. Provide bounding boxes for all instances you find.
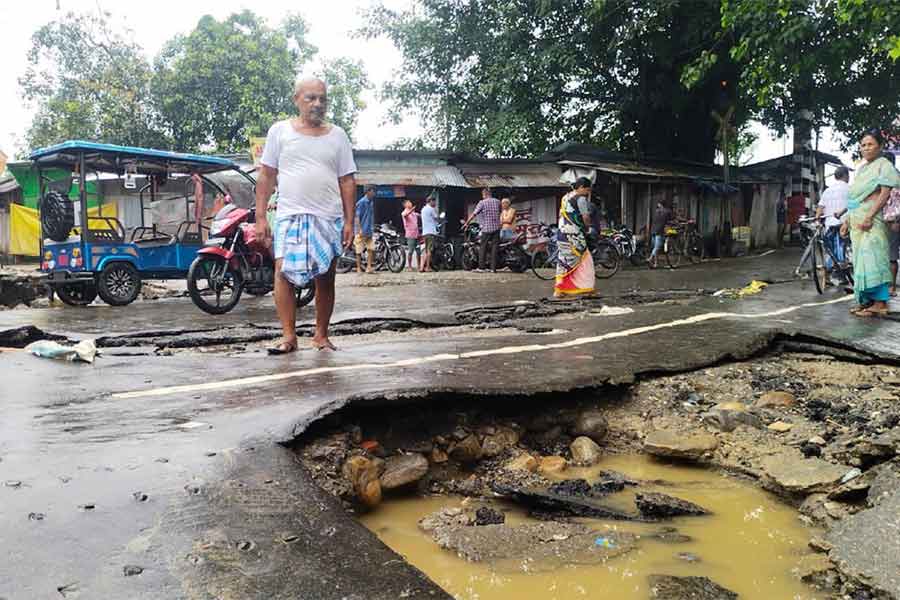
[361,455,823,600]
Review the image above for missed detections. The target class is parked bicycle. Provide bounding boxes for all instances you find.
[662,219,704,269]
[531,227,621,280]
[529,223,558,271]
[336,223,405,274]
[795,215,854,293]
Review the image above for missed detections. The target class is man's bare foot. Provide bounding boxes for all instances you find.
[356,268,363,274]
[268,338,298,355]
[311,337,337,351]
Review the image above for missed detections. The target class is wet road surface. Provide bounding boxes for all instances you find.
[2,249,900,599]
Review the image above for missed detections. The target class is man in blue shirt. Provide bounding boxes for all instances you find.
[354,185,376,273]
[420,195,438,271]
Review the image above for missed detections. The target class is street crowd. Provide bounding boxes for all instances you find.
[252,74,900,354]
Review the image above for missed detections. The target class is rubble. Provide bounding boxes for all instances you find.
[643,430,718,461]
[635,492,709,518]
[647,575,738,599]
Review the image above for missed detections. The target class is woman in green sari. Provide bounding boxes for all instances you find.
[841,130,900,317]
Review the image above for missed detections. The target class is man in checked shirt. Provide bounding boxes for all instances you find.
[463,187,502,272]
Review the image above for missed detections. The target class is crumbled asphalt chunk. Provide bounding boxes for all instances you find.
[123,565,143,577]
[636,492,709,518]
[547,479,593,497]
[474,506,505,526]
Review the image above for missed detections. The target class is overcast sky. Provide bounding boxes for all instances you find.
[1,0,851,169]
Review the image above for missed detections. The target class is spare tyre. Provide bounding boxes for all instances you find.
[41,190,75,242]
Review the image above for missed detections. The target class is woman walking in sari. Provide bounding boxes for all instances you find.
[554,177,595,298]
[841,130,900,317]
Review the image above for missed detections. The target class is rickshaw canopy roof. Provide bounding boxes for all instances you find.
[29,140,240,175]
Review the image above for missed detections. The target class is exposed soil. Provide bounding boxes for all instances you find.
[291,349,900,599]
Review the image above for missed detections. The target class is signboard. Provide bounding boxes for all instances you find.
[249,136,266,166]
[375,186,406,199]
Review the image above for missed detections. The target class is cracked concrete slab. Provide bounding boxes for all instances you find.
[4,250,900,599]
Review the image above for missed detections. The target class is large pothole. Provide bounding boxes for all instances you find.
[288,350,900,599]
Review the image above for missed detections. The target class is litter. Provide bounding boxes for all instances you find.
[713,280,769,299]
[594,536,616,549]
[25,339,97,363]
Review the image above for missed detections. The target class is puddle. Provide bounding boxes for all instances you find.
[361,454,822,600]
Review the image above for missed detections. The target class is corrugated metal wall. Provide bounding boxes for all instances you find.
[0,208,9,255]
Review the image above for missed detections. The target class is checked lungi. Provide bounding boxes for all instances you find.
[274,214,343,287]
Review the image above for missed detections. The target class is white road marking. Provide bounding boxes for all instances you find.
[113,295,852,399]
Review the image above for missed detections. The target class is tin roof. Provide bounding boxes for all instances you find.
[29,140,240,174]
[455,162,567,188]
[354,165,469,188]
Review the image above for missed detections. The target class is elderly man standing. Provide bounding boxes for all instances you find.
[255,76,357,354]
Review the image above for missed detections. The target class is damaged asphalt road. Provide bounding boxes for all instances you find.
[3,249,900,599]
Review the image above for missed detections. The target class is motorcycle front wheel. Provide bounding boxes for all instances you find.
[462,245,479,271]
[505,246,530,273]
[187,255,244,315]
[386,245,405,273]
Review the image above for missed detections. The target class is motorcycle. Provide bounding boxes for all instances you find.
[460,222,530,272]
[607,226,648,267]
[187,204,315,315]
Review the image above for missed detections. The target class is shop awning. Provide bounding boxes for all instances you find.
[354,165,469,188]
[456,163,567,188]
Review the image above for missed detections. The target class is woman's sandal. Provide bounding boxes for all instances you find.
[855,307,888,318]
[849,304,873,314]
[267,340,298,355]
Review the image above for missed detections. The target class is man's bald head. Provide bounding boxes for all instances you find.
[293,76,326,96]
[292,76,328,126]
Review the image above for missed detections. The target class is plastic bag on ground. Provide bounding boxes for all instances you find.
[25,339,97,363]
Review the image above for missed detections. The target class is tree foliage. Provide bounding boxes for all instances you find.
[317,57,371,138]
[19,11,167,150]
[706,0,900,142]
[363,0,743,161]
[153,11,314,153]
[20,10,370,154]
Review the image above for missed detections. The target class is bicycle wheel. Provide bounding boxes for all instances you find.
[630,241,648,266]
[811,241,827,294]
[688,233,705,264]
[593,240,621,279]
[664,235,683,269]
[531,247,557,280]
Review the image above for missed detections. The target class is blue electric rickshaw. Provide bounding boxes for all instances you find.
[29,140,254,306]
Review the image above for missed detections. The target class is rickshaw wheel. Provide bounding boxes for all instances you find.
[97,262,142,306]
[56,282,98,306]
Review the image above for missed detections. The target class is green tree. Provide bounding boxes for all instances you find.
[152,11,315,153]
[19,11,168,151]
[318,57,371,138]
[709,0,900,143]
[363,0,745,161]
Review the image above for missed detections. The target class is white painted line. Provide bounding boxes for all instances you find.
[113,295,852,399]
